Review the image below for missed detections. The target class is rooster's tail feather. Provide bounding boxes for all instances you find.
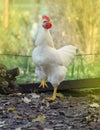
[58,45,77,66]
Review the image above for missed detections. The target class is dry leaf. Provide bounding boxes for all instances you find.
[22,97,31,103]
[8,107,16,112]
[57,93,64,98]
[31,93,40,99]
[15,114,23,119]
[15,128,21,130]
[0,121,6,127]
[89,103,99,108]
[32,115,45,123]
[85,115,92,122]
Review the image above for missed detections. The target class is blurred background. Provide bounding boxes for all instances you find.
[0,0,100,83]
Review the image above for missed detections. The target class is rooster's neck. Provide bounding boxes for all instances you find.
[35,26,54,48]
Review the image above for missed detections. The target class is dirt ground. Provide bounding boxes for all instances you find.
[0,91,100,130]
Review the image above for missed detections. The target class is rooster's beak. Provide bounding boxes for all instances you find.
[47,21,51,24]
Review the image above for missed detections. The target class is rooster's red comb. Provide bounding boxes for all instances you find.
[42,15,50,21]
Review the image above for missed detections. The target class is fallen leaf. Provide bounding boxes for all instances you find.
[85,115,92,122]
[42,99,50,107]
[22,97,31,103]
[15,114,23,119]
[89,103,99,108]
[31,93,40,99]
[0,121,6,128]
[56,93,64,98]
[55,124,64,127]
[8,107,16,112]
[15,128,21,130]
[32,115,45,123]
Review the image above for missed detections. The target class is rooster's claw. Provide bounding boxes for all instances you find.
[39,80,48,88]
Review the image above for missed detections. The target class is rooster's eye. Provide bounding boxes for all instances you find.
[43,21,47,23]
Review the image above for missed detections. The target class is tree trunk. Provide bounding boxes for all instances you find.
[3,0,9,28]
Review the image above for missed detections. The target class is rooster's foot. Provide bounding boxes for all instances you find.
[39,80,48,88]
[45,96,56,101]
[45,86,58,101]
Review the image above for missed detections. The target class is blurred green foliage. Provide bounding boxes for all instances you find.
[0,0,100,83]
[0,54,100,83]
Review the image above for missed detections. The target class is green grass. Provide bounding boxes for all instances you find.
[0,54,100,83]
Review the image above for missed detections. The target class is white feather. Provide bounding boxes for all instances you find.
[58,45,77,66]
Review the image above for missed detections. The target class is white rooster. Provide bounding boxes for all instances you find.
[32,15,77,101]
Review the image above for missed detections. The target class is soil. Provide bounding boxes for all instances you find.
[0,92,100,130]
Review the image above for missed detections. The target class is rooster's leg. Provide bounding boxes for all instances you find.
[39,79,48,88]
[46,86,58,101]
